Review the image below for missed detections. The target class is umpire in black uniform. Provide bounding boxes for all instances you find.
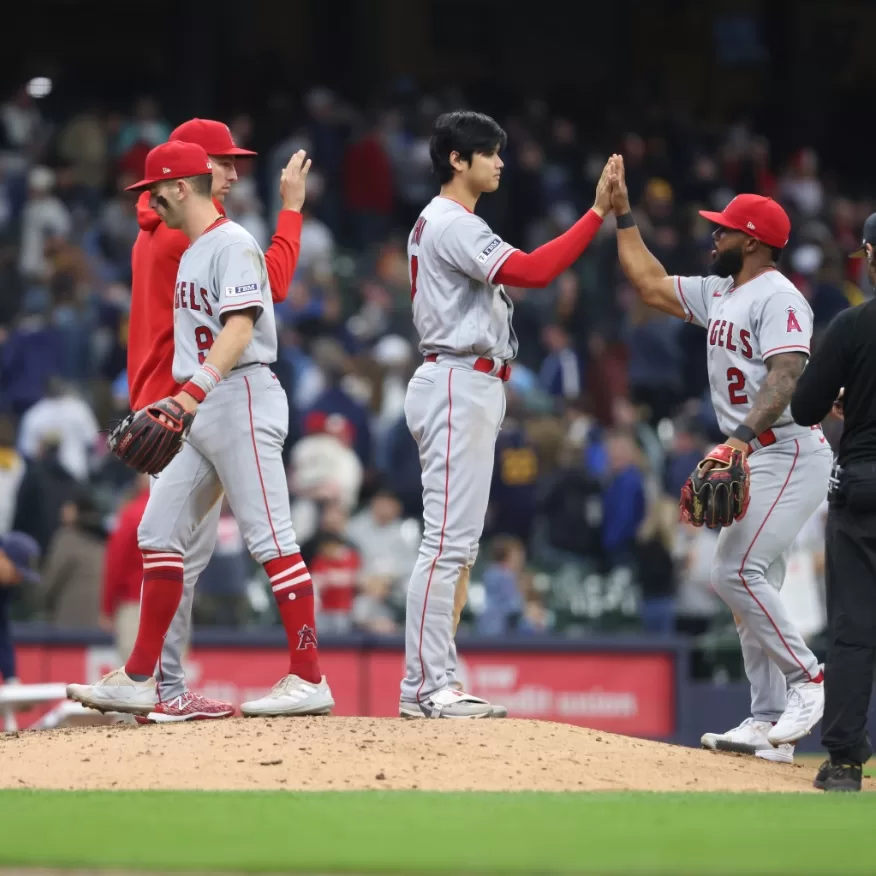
[790,212,876,792]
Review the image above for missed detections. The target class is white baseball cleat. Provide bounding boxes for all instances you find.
[755,743,794,764]
[701,717,794,764]
[66,669,158,715]
[448,680,507,718]
[400,687,494,719]
[768,675,825,746]
[240,675,334,717]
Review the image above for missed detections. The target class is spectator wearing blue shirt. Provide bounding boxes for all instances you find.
[0,311,61,416]
[601,430,646,569]
[538,324,584,400]
[0,531,41,684]
[625,298,684,426]
[477,536,530,636]
[664,416,709,498]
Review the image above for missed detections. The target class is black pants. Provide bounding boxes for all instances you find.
[822,464,876,764]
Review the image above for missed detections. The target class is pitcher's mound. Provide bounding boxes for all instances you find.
[0,717,817,792]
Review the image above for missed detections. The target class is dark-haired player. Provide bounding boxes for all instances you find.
[399,112,611,718]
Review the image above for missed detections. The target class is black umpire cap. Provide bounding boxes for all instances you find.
[850,212,876,258]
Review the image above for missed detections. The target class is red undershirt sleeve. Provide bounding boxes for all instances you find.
[493,209,603,288]
[265,210,303,304]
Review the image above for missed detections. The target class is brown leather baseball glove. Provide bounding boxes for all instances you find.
[680,443,751,529]
[107,397,195,475]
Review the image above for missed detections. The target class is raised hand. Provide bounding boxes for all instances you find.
[279,150,312,212]
[592,157,614,217]
[608,154,631,215]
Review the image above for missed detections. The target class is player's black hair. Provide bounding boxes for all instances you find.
[185,173,213,197]
[430,111,507,184]
[770,246,783,263]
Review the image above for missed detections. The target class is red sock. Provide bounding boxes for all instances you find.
[125,551,184,678]
[265,554,321,683]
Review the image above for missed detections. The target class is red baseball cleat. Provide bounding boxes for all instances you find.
[134,691,234,724]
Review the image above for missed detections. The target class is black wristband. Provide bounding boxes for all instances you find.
[731,425,756,444]
[616,211,636,229]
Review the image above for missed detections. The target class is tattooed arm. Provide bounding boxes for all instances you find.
[725,352,808,452]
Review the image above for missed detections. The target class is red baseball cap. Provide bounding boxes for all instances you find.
[699,194,791,249]
[125,141,214,192]
[170,118,257,157]
[304,411,354,446]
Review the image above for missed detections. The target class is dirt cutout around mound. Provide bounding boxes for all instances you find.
[0,717,830,792]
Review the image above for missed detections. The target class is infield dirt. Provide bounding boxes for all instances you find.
[0,717,827,792]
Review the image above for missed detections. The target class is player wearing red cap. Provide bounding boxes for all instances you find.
[608,156,831,762]
[68,140,333,719]
[124,120,311,723]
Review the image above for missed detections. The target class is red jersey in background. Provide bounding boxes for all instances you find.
[126,192,303,411]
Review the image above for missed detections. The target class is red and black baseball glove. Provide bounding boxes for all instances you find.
[107,397,195,475]
[680,444,751,529]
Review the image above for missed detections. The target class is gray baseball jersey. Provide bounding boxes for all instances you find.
[674,268,813,438]
[408,197,518,360]
[674,267,831,724]
[172,219,277,382]
[139,217,300,618]
[401,196,519,711]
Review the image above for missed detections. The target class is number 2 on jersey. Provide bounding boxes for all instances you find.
[410,255,418,301]
[727,367,748,405]
[195,326,215,364]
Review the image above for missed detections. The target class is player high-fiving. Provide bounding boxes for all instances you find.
[608,154,830,761]
[400,111,612,719]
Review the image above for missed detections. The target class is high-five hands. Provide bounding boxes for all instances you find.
[593,154,633,218]
[592,157,614,217]
[607,154,631,216]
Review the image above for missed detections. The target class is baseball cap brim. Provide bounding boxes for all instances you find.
[124,171,212,192]
[698,209,747,234]
[849,245,867,259]
[210,146,258,157]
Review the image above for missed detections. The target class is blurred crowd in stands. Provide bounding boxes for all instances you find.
[0,82,861,654]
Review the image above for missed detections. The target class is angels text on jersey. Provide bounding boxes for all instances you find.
[171,220,278,383]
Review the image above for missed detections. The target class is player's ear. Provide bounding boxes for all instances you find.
[448,150,465,173]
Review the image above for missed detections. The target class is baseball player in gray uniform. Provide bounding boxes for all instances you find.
[608,156,830,762]
[399,112,612,718]
[68,141,334,717]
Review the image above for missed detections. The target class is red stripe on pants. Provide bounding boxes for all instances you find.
[736,440,815,681]
[415,368,454,703]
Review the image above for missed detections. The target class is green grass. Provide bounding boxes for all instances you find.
[0,790,874,874]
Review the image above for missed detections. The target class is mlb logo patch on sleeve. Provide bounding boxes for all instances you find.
[225,283,259,297]
[476,238,502,264]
